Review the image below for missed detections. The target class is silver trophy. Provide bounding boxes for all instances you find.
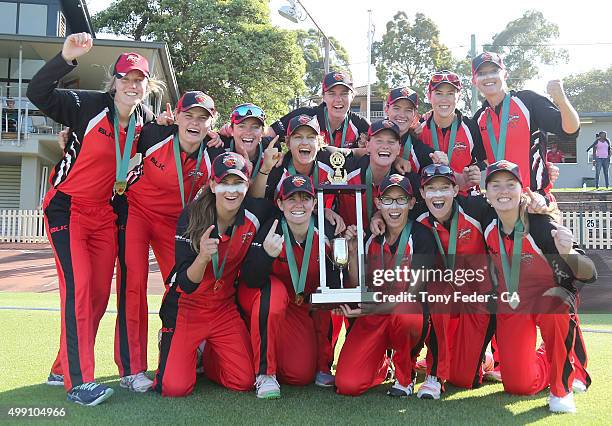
[311,152,374,306]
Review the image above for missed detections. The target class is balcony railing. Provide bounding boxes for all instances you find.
[355,110,385,120]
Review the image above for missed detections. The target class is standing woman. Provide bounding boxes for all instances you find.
[480,160,596,413]
[153,152,275,397]
[27,33,160,405]
[587,131,611,189]
[111,91,224,392]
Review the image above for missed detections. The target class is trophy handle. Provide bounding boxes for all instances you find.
[317,189,328,291]
[354,188,366,291]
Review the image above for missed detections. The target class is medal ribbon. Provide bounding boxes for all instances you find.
[402,134,413,161]
[113,107,137,191]
[324,107,348,148]
[497,218,524,298]
[486,93,511,161]
[380,220,413,270]
[430,117,458,165]
[173,135,204,208]
[365,166,390,221]
[211,225,237,281]
[288,159,319,185]
[281,217,315,296]
[431,207,459,270]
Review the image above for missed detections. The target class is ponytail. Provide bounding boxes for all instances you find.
[186,186,216,253]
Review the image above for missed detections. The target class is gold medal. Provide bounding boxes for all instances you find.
[114,181,127,195]
[295,293,304,306]
[213,279,223,292]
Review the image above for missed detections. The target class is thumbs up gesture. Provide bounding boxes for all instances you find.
[263,219,283,258]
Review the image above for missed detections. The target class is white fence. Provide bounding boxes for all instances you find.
[0,209,46,243]
[0,209,611,249]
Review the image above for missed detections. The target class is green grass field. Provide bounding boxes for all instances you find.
[1,292,611,425]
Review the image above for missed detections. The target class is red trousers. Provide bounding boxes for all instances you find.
[238,278,319,385]
[426,312,494,388]
[45,189,117,391]
[496,312,576,397]
[153,290,254,397]
[335,311,428,396]
[114,197,176,377]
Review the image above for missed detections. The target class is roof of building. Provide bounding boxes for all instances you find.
[60,0,96,36]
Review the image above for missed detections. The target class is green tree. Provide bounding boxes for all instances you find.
[93,0,306,122]
[483,10,568,90]
[564,67,612,113]
[372,12,454,106]
[295,29,350,98]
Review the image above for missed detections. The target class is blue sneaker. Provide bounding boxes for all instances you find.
[46,373,64,386]
[67,382,114,406]
[315,371,335,388]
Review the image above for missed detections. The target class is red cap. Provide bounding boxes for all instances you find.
[113,52,149,78]
[176,91,216,116]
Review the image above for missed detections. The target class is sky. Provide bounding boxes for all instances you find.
[86,0,612,94]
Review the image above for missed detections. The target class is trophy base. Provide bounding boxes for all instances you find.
[310,289,376,310]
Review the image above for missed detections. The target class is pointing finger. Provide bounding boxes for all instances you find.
[203,224,215,239]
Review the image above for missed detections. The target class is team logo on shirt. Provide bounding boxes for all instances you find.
[521,253,534,264]
[454,142,467,151]
[241,231,254,243]
[292,176,307,187]
[126,54,140,64]
[508,114,520,128]
[458,228,472,240]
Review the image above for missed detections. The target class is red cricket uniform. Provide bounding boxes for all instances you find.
[473,90,579,193]
[270,103,370,148]
[420,111,487,196]
[398,131,436,174]
[336,155,421,227]
[153,197,275,397]
[28,53,153,391]
[237,216,339,384]
[414,196,495,388]
[112,123,224,378]
[480,213,596,397]
[335,222,435,396]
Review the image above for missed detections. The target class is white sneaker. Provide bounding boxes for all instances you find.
[549,391,576,413]
[255,374,281,399]
[387,378,415,397]
[417,375,441,400]
[120,372,153,393]
[572,379,587,393]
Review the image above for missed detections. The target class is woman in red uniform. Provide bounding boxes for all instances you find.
[238,175,339,398]
[335,174,435,397]
[153,152,275,397]
[28,33,160,405]
[480,160,596,413]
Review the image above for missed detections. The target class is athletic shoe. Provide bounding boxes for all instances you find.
[572,379,587,393]
[315,371,335,387]
[482,352,502,382]
[46,373,64,386]
[417,375,441,400]
[119,372,153,393]
[549,391,576,413]
[387,378,416,397]
[255,374,281,399]
[66,382,114,406]
[415,359,427,371]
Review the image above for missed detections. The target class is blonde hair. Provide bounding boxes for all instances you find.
[102,66,166,97]
[517,194,561,234]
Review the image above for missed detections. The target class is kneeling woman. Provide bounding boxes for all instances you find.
[238,175,339,398]
[335,174,435,397]
[153,152,275,397]
[481,160,596,414]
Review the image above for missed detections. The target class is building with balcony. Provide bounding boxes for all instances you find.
[0,0,179,209]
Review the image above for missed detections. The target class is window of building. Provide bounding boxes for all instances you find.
[0,2,17,34]
[547,134,577,164]
[18,3,47,36]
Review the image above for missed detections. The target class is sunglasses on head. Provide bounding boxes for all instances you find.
[421,164,454,179]
[430,71,461,84]
[231,104,266,121]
